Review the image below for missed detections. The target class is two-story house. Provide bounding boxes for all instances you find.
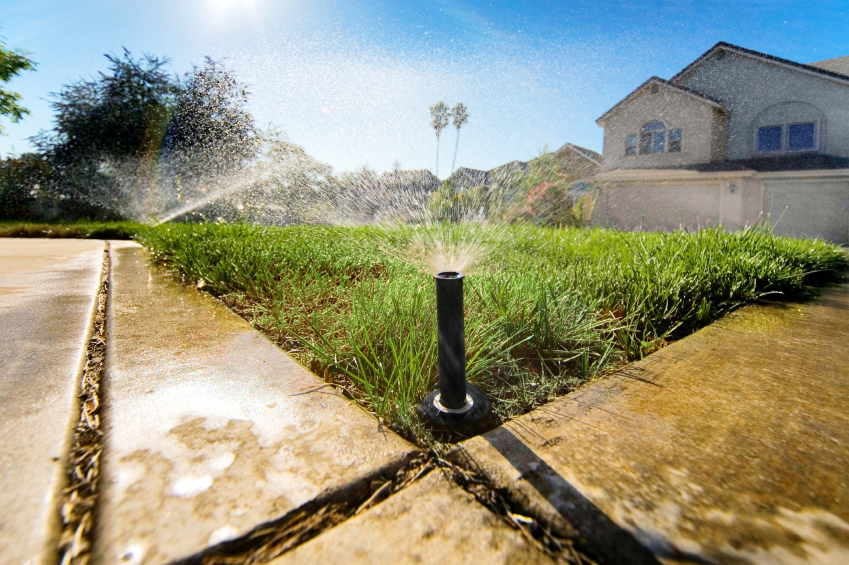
[592,42,849,243]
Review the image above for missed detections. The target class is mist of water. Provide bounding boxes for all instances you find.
[91,124,594,275]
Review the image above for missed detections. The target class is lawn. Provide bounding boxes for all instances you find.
[0,220,144,239]
[135,222,847,444]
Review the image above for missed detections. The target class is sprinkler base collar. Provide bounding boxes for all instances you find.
[417,384,491,439]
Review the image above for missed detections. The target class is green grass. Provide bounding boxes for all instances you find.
[136,223,845,444]
[0,220,147,240]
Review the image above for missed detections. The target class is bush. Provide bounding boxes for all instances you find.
[526,181,575,226]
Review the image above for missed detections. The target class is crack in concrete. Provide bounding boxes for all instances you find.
[58,243,110,565]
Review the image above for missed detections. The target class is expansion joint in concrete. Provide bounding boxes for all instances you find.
[177,451,427,564]
[57,243,110,565]
[439,447,593,565]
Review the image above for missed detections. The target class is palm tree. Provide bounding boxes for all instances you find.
[429,101,449,177]
[450,103,468,176]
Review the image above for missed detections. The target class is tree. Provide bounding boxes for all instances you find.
[526,181,575,226]
[37,49,175,166]
[449,103,468,176]
[336,164,379,223]
[237,138,337,225]
[0,29,37,137]
[164,57,261,187]
[30,49,176,219]
[429,101,449,178]
[30,51,262,220]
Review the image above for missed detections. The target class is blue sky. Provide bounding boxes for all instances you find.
[1,0,848,176]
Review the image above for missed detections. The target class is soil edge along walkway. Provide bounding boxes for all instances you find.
[93,242,416,564]
[457,281,849,565]
[0,239,105,565]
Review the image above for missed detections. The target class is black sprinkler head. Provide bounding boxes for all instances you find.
[417,271,491,439]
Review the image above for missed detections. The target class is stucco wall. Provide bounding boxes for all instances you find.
[592,172,848,244]
[676,52,849,159]
[592,182,724,232]
[600,87,724,171]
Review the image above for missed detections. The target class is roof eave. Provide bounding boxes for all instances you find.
[672,42,849,87]
[596,77,725,126]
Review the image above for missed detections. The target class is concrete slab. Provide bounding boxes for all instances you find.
[269,470,557,565]
[94,243,417,564]
[0,239,105,565]
[458,283,849,565]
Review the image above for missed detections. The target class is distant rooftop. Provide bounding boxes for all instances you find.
[449,167,491,188]
[375,169,440,191]
[809,55,849,77]
[554,143,602,165]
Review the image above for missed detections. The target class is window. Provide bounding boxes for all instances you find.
[627,122,681,156]
[788,123,815,150]
[639,132,652,154]
[669,129,682,152]
[625,134,637,155]
[757,122,817,153]
[641,121,665,154]
[757,126,782,152]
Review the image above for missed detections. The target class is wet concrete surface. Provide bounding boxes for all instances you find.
[458,282,849,564]
[0,239,105,565]
[94,243,417,564]
[269,469,557,565]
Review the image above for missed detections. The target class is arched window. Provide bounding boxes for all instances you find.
[640,121,666,154]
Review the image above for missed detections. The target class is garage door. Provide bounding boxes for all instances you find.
[765,179,849,244]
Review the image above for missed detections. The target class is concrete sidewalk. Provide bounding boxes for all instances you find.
[458,281,849,564]
[0,239,105,565]
[3,237,848,565]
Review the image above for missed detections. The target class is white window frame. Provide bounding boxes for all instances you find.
[754,120,820,155]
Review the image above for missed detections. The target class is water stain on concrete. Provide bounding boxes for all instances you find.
[94,243,416,564]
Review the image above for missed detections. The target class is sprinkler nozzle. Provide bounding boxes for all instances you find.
[417,271,491,439]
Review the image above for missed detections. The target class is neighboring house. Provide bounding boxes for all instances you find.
[468,144,600,190]
[593,42,849,244]
[552,143,602,183]
[449,167,492,190]
[369,169,440,221]
[375,169,441,194]
[487,160,529,189]
[490,160,529,175]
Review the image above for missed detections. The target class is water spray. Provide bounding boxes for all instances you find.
[417,271,491,436]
